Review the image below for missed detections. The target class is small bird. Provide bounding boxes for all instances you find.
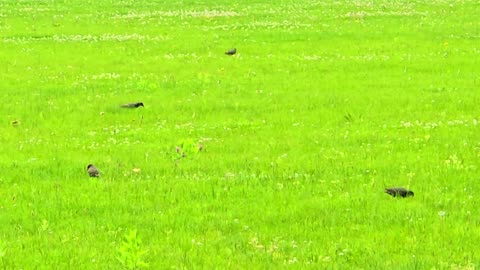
[385,187,414,198]
[121,102,144,108]
[225,48,236,55]
[87,164,100,177]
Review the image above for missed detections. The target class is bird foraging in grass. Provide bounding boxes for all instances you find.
[385,187,414,198]
[121,102,144,108]
[87,164,100,177]
[225,48,236,55]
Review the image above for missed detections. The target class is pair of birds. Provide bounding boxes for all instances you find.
[86,102,144,177]
[87,163,416,200]
[86,102,145,177]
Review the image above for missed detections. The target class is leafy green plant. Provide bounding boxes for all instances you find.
[173,138,202,160]
[117,230,149,269]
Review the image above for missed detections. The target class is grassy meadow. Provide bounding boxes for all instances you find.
[1,0,479,268]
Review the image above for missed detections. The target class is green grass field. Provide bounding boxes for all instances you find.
[1,0,479,269]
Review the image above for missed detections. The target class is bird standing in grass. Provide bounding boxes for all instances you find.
[121,102,144,108]
[385,187,414,198]
[87,164,100,177]
[225,48,236,55]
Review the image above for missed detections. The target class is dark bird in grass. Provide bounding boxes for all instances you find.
[385,187,414,198]
[121,102,144,108]
[87,164,100,177]
[225,48,236,55]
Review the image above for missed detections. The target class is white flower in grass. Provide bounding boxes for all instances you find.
[291,240,298,249]
[445,154,463,169]
[287,257,298,264]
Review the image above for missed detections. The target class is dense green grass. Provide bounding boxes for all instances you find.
[1,0,479,268]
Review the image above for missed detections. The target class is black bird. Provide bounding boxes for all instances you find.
[121,102,144,108]
[87,164,100,177]
[385,187,414,198]
[225,48,236,55]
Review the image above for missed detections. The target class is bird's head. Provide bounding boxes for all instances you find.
[87,164,94,169]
